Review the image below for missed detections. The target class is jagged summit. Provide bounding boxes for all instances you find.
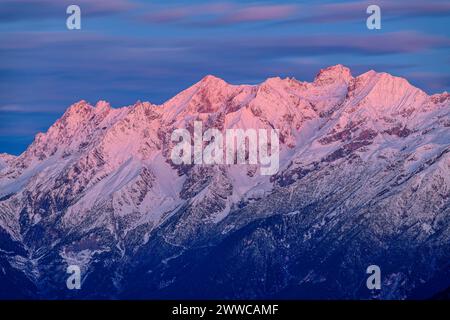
[198,74,228,86]
[0,153,15,159]
[345,69,428,116]
[314,64,353,84]
[64,99,91,114]
[57,67,440,124]
[0,153,16,170]
[95,100,111,111]
[5,65,446,169]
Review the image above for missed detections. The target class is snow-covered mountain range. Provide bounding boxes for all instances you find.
[0,65,449,299]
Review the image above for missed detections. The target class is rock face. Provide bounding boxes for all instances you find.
[0,65,449,299]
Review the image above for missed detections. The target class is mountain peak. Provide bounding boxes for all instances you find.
[314,64,353,85]
[0,153,16,170]
[63,100,92,117]
[358,70,425,96]
[198,75,228,87]
[0,153,15,161]
[95,100,111,112]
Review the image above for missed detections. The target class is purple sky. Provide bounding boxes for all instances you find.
[1,0,450,154]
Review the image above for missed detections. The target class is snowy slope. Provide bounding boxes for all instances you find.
[0,65,449,299]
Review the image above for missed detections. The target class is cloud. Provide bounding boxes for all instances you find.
[0,0,136,22]
[139,2,298,26]
[140,2,233,23]
[1,30,448,114]
[189,31,450,58]
[2,0,449,28]
[137,0,450,27]
[406,71,450,91]
[3,31,448,70]
[0,104,26,112]
[207,4,298,25]
[1,30,449,79]
[282,0,450,24]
